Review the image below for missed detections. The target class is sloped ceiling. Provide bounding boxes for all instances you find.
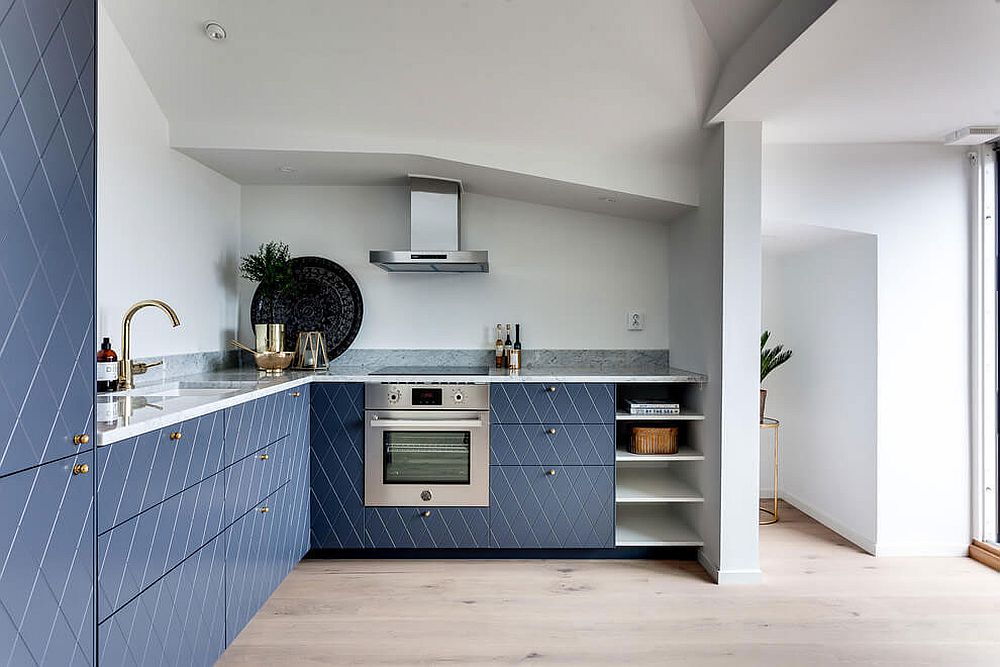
[712,0,1000,143]
[100,0,768,207]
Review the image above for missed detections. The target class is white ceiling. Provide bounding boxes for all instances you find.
[103,0,771,206]
[712,0,1000,143]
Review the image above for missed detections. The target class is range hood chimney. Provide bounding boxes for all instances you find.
[370,176,489,273]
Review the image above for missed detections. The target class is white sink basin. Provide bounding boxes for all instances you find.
[118,381,257,399]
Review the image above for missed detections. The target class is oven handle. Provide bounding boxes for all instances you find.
[368,417,484,429]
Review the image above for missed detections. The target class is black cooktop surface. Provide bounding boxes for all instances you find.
[369,365,490,376]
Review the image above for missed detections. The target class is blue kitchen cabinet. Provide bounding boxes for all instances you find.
[0,452,94,666]
[490,383,616,425]
[225,481,301,644]
[224,434,295,525]
[310,383,365,548]
[491,423,615,466]
[98,535,226,667]
[365,507,490,548]
[225,389,293,465]
[0,0,96,664]
[489,465,615,548]
[288,385,311,558]
[97,410,225,533]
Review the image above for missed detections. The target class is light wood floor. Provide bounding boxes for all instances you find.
[219,502,1000,666]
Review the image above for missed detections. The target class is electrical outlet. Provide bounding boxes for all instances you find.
[627,311,645,331]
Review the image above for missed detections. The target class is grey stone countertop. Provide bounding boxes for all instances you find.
[95,365,705,446]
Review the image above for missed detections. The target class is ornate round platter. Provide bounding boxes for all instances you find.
[250,256,363,360]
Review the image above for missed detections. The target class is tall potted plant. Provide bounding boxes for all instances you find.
[760,331,792,423]
[240,241,294,352]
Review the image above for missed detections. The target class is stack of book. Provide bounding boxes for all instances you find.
[627,399,681,415]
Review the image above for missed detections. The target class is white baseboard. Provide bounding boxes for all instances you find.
[697,549,762,585]
[778,490,877,555]
[873,542,970,557]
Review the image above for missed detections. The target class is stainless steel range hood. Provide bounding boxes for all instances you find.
[370,176,489,273]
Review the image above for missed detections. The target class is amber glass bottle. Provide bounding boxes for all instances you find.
[97,337,118,393]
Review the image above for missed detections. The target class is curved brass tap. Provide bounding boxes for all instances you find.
[119,300,181,390]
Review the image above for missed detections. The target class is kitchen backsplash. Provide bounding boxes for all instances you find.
[131,350,241,386]
[323,348,671,369]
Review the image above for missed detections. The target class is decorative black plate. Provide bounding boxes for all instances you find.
[250,256,363,360]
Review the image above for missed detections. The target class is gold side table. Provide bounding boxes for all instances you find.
[760,417,780,525]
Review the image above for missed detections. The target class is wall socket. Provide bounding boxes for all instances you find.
[626,311,645,331]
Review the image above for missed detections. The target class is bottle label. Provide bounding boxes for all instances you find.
[97,361,118,381]
[96,400,118,425]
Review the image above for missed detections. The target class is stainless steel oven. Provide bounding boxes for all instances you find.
[364,383,489,507]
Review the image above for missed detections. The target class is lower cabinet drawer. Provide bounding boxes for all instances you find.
[490,423,615,466]
[98,534,226,667]
[489,465,615,548]
[224,436,294,525]
[98,471,226,622]
[365,507,489,548]
[226,482,300,644]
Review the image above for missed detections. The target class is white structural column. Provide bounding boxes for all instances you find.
[669,121,763,583]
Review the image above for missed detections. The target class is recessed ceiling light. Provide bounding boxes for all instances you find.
[276,166,296,174]
[599,196,617,203]
[203,21,227,41]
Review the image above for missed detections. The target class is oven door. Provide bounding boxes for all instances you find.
[365,409,490,506]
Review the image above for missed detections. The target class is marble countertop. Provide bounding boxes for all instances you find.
[96,365,705,446]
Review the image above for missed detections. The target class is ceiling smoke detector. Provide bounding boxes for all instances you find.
[943,126,1000,146]
[203,21,227,41]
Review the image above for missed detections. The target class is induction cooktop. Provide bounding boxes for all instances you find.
[369,365,490,376]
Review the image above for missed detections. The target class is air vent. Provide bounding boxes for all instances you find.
[944,126,1000,146]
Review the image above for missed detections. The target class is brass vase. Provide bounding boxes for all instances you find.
[254,323,285,353]
[759,388,767,424]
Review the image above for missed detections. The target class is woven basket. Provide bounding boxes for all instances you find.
[629,426,679,455]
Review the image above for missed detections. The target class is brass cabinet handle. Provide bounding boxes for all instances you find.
[420,510,432,518]
[259,453,270,461]
[259,506,270,514]
[546,386,558,392]
[290,391,301,398]
[546,428,557,435]
[72,463,89,475]
[73,434,89,445]
[169,431,182,441]
[546,469,557,476]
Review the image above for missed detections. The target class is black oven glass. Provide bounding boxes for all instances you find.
[411,387,442,406]
[383,431,471,484]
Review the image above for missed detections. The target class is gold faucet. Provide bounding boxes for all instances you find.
[119,300,181,390]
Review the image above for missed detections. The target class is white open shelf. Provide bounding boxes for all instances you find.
[615,468,703,503]
[615,506,703,547]
[616,411,705,422]
[615,445,704,462]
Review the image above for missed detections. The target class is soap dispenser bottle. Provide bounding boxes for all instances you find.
[97,337,119,393]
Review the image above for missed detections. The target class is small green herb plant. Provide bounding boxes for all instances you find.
[240,241,294,322]
[760,331,792,383]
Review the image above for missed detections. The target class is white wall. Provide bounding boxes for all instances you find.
[669,121,762,583]
[238,186,671,350]
[97,4,241,358]
[761,230,878,553]
[763,143,970,556]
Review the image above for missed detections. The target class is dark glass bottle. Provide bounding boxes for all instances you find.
[504,324,513,367]
[97,337,119,393]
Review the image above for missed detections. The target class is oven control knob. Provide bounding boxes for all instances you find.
[387,390,400,404]
[453,391,464,404]
[420,490,432,502]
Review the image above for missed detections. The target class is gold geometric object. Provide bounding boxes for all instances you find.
[293,331,329,370]
[759,417,780,525]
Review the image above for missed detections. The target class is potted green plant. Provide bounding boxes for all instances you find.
[760,331,792,423]
[240,241,294,352]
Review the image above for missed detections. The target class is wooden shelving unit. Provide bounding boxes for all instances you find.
[614,381,706,548]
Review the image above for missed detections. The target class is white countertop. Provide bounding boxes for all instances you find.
[96,365,705,446]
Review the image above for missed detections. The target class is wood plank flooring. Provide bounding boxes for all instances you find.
[218,503,1000,666]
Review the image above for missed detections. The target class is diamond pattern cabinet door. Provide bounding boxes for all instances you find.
[225,482,297,645]
[0,452,94,666]
[489,465,615,548]
[98,534,226,667]
[224,390,293,465]
[0,0,96,479]
[287,385,310,559]
[490,383,616,425]
[223,435,294,525]
[97,410,225,533]
[365,507,489,548]
[310,383,364,549]
[491,423,615,466]
[97,470,226,623]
